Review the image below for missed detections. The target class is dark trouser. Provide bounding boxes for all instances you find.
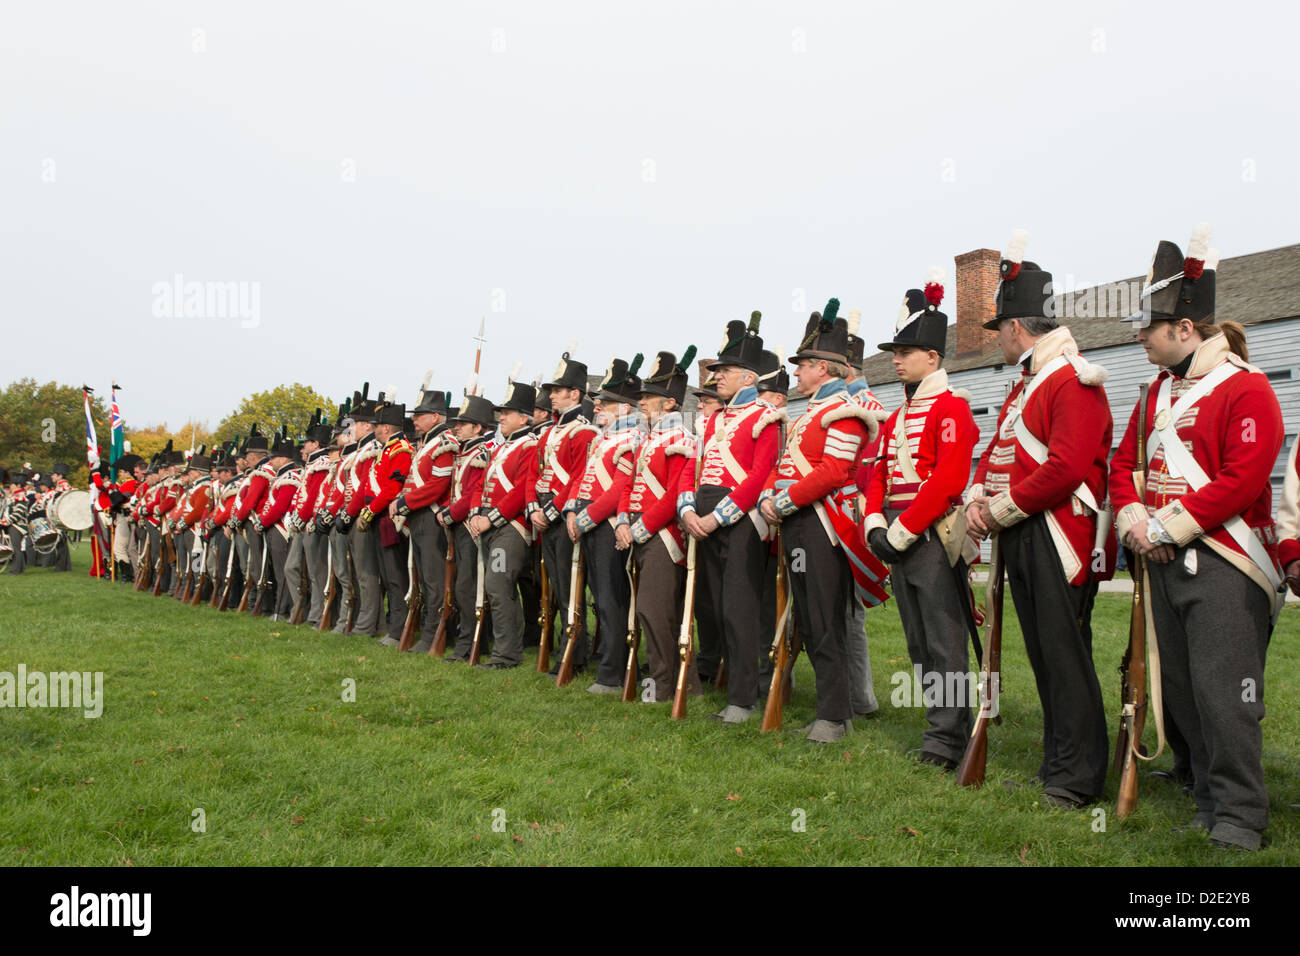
[757,545,778,694]
[693,535,724,683]
[328,527,353,631]
[380,535,409,641]
[885,509,974,760]
[846,600,879,715]
[483,524,530,666]
[783,508,853,722]
[171,529,193,596]
[1000,515,1108,801]
[540,513,586,668]
[519,542,542,647]
[6,528,24,573]
[408,511,447,646]
[264,527,289,616]
[348,523,383,635]
[282,533,305,618]
[633,532,698,702]
[244,527,266,609]
[52,534,71,571]
[696,486,766,709]
[1147,542,1270,841]
[449,524,483,660]
[303,531,329,625]
[581,514,632,687]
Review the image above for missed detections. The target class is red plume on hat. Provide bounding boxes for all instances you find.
[1183,222,1212,280]
[923,266,945,307]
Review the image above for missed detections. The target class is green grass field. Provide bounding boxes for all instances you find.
[1,545,1296,866]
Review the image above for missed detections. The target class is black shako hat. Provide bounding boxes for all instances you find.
[792,299,851,363]
[1124,222,1218,328]
[244,424,269,454]
[375,386,407,427]
[591,354,645,403]
[188,444,211,471]
[452,395,497,429]
[270,426,297,459]
[306,406,333,445]
[844,308,866,371]
[412,369,452,417]
[757,349,791,395]
[115,453,144,474]
[986,229,1055,329]
[495,380,536,416]
[350,382,377,423]
[706,311,764,372]
[639,345,697,406]
[880,269,949,355]
[543,349,589,392]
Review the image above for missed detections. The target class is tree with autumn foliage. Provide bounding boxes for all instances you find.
[213,383,336,445]
[0,379,109,487]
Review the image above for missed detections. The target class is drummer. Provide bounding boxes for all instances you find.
[47,463,73,572]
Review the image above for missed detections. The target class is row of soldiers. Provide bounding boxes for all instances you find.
[87,224,1293,852]
[1,464,76,573]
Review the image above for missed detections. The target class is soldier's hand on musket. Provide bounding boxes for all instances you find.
[565,512,579,542]
[760,497,781,526]
[531,510,550,532]
[1285,560,1300,597]
[965,498,990,538]
[1126,520,1174,564]
[682,510,708,541]
[614,524,633,551]
[468,514,491,539]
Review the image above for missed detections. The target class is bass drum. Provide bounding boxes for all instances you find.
[29,515,59,553]
[0,534,12,571]
[52,489,94,532]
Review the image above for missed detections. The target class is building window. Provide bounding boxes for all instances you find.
[971,407,990,416]
[1266,369,1293,382]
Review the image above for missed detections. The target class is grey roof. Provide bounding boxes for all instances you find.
[861,243,1300,387]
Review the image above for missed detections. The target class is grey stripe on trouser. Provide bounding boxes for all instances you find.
[885,508,973,761]
[329,528,353,632]
[302,531,329,624]
[1147,542,1270,841]
[408,510,447,644]
[244,527,265,602]
[379,535,408,641]
[483,524,529,665]
[580,514,632,687]
[999,514,1107,800]
[281,532,304,617]
[348,523,383,635]
[266,528,289,614]
[632,532,698,702]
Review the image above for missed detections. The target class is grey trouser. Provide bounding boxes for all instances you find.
[782,508,853,722]
[483,524,530,666]
[886,509,974,762]
[348,523,383,635]
[633,532,698,702]
[281,531,304,617]
[846,600,879,715]
[244,527,266,604]
[303,531,329,625]
[380,533,409,641]
[450,524,482,660]
[1000,515,1107,801]
[329,526,354,633]
[6,528,24,574]
[408,510,448,646]
[1147,542,1270,841]
[697,486,766,709]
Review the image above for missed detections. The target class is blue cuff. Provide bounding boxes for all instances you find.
[773,488,798,518]
[676,491,697,519]
[543,501,562,522]
[525,501,538,517]
[712,495,743,527]
[616,512,631,527]
[575,509,597,534]
[631,519,652,545]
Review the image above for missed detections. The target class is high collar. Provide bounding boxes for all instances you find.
[308,447,330,463]
[845,378,866,395]
[1179,332,1232,380]
[461,434,490,452]
[811,379,848,403]
[358,432,379,448]
[555,405,583,425]
[1018,346,1034,372]
[502,424,531,443]
[651,410,684,433]
[906,368,949,402]
[608,413,641,433]
[423,422,449,443]
[728,385,758,408]
[1026,326,1079,375]
[253,456,270,470]
[275,461,297,476]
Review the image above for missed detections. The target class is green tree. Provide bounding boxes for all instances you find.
[0,379,109,487]
[213,383,336,445]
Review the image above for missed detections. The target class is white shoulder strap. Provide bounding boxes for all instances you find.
[1007,357,1099,513]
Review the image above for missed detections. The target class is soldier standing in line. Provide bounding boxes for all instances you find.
[442,393,496,662]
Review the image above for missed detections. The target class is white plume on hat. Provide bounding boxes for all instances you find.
[1006,228,1029,264]
[1187,222,1212,263]
[846,310,861,336]
[1205,247,1221,271]
[465,372,478,397]
[510,361,523,383]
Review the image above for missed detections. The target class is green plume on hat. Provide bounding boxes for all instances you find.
[629,353,644,376]
[748,310,762,333]
[675,344,697,373]
[822,298,840,326]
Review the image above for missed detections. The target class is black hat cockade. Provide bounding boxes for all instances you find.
[1124,222,1217,328]
[640,345,697,406]
[412,369,452,417]
[707,311,765,373]
[986,229,1055,329]
[757,348,791,395]
[792,298,851,364]
[880,269,949,355]
[374,385,406,428]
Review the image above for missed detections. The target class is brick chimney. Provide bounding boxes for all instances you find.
[955,248,1002,357]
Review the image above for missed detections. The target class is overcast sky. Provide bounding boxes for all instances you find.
[3,1,1296,431]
